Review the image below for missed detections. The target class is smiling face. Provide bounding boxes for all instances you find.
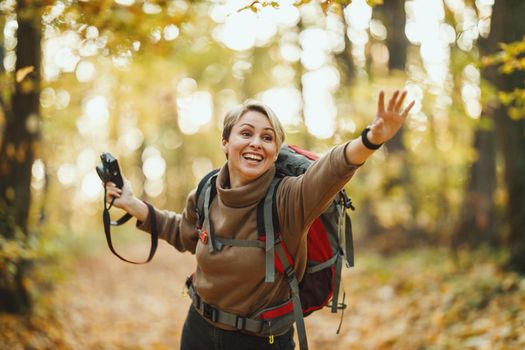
[222,110,278,188]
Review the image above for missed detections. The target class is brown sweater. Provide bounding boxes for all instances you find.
[138,143,360,329]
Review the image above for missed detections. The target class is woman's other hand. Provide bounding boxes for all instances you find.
[367,90,415,145]
[105,176,133,210]
[105,176,149,221]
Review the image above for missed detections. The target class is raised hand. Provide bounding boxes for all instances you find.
[105,176,134,210]
[367,90,415,145]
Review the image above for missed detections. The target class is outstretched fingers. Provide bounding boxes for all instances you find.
[377,90,385,114]
[394,91,407,112]
[401,100,416,118]
[387,90,400,111]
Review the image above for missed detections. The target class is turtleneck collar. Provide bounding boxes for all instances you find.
[216,162,276,208]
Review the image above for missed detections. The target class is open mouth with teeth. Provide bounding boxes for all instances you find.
[242,152,263,163]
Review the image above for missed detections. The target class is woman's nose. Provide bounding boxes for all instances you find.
[249,135,262,148]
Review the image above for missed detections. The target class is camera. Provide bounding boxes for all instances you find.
[96,152,124,188]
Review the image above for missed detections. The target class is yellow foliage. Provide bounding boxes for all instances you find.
[508,107,523,120]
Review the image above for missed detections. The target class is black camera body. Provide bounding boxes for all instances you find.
[96,152,124,188]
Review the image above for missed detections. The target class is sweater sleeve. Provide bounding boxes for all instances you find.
[277,142,361,245]
[135,188,199,254]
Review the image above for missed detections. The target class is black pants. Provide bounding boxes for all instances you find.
[181,305,296,350]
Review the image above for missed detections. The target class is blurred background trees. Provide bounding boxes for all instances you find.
[0,1,42,313]
[0,0,524,317]
[485,0,525,270]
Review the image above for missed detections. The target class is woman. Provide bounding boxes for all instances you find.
[105,90,414,350]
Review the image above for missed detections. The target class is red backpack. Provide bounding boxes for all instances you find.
[192,144,355,350]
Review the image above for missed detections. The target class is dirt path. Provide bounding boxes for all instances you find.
[3,243,523,349]
[50,242,345,350]
[51,242,196,350]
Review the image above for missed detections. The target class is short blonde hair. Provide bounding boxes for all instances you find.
[222,100,285,151]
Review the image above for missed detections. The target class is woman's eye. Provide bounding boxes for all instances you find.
[241,131,251,137]
[263,135,273,142]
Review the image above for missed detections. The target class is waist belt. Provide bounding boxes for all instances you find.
[185,277,295,338]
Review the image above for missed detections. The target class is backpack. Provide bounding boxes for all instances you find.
[191,144,355,350]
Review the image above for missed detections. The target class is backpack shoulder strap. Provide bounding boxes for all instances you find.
[274,242,308,350]
[196,169,220,227]
[196,169,220,252]
[256,177,283,283]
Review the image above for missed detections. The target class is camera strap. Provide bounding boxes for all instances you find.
[103,189,158,264]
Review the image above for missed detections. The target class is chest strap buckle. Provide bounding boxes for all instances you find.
[199,230,209,245]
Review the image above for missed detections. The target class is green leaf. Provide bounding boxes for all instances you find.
[478,117,494,131]
[508,107,524,120]
[498,91,514,106]
[366,0,384,6]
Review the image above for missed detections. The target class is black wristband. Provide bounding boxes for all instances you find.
[361,127,383,150]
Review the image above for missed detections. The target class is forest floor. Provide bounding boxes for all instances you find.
[1,241,525,350]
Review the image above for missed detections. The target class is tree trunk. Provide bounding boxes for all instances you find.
[487,0,525,271]
[375,0,408,152]
[368,0,416,244]
[295,18,315,149]
[452,125,497,249]
[334,7,355,84]
[0,1,41,313]
[376,0,407,72]
[452,2,502,249]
